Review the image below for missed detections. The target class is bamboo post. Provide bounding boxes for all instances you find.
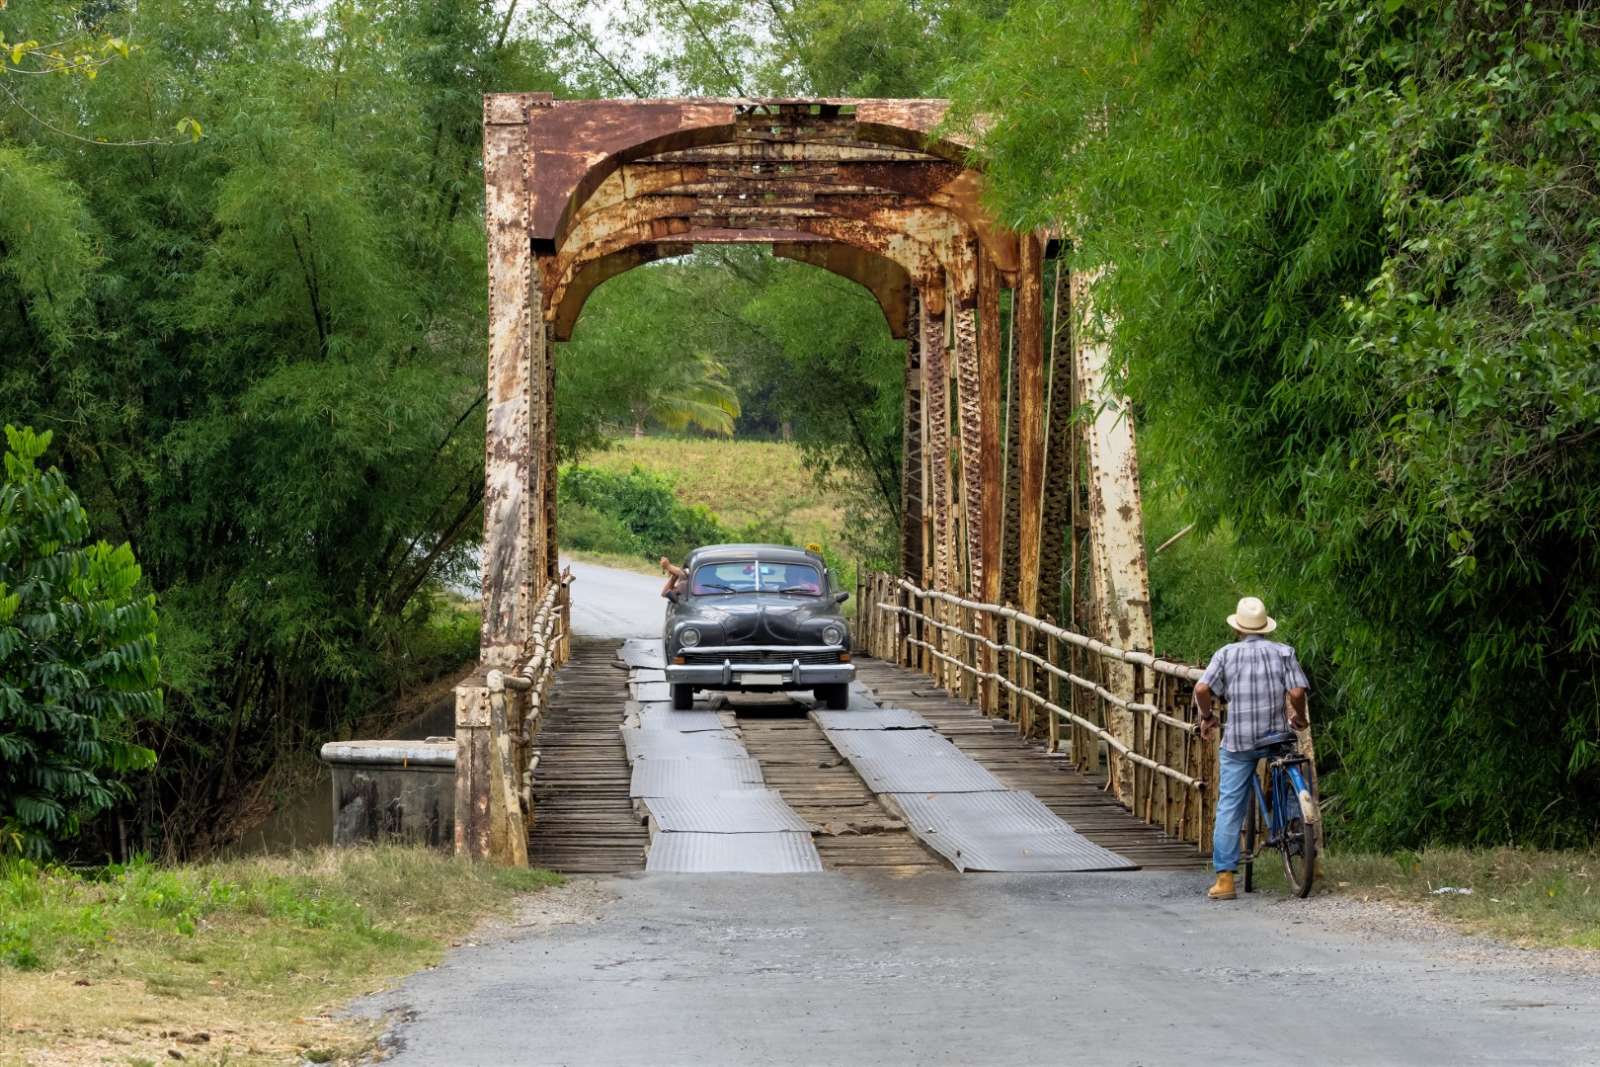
[1131,682,1147,820]
[899,584,913,667]
[1006,613,1020,724]
[485,670,529,867]
[965,604,980,704]
[1046,629,1061,753]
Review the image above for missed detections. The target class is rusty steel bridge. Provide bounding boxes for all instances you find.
[449,96,1302,872]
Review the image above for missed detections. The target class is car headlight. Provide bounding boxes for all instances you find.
[679,627,702,648]
[822,624,845,646]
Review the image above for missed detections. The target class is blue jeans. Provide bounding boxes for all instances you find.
[1212,746,1272,873]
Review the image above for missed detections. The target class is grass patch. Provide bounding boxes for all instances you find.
[0,847,559,1065]
[584,437,847,552]
[1252,846,1599,950]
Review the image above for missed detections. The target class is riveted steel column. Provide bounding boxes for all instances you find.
[470,92,551,861]
[901,289,924,584]
[1014,234,1047,620]
[1073,267,1154,805]
[972,252,1004,714]
[921,289,953,688]
[480,92,547,667]
[1039,258,1075,625]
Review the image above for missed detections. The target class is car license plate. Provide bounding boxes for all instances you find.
[738,672,784,686]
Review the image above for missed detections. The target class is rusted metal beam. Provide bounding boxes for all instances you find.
[545,194,975,313]
[550,243,692,341]
[900,287,925,580]
[1014,233,1047,619]
[772,242,911,339]
[543,320,558,587]
[1072,268,1154,805]
[974,252,1004,715]
[522,98,974,245]
[480,93,545,667]
[920,290,953,688]
[1001,313,1020,612]
[1038,258,1075,624]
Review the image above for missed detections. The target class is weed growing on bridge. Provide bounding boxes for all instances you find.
[0,847,559,1064]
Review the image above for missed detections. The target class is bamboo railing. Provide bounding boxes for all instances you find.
[856,571,1237,852]
[468,567,573,865]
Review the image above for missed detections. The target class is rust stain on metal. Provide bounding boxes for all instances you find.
[1013,233,1046,618]
[477,94,1160,864]
[772,242,911,338]
[1071,266,1155,806]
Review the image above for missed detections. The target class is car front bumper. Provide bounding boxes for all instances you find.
[664,645,855,689]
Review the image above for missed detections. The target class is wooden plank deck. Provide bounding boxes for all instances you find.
[528,643,1199,875]
[854,657,1204,871]
[736,707,944,872]
[527,638,648,874]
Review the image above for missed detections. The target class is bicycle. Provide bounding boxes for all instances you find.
[1241,738,1320,897]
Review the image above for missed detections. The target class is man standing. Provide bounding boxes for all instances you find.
[1193,596,1310,901]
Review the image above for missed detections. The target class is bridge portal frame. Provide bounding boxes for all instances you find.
[461,93,1156,858]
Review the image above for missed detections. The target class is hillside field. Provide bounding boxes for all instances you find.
[583,437,848,553]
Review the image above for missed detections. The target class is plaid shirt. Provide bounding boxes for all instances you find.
[1199,635,1310,752]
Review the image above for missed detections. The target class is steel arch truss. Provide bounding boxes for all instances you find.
[465,95,1157,855]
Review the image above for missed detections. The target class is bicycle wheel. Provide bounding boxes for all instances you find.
[1242,788,1258,894]
[1276,769,1317,897]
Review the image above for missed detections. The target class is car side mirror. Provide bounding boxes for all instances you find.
[834,591,849,604]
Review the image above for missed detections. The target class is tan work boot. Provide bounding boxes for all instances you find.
[1207,872,1237,900]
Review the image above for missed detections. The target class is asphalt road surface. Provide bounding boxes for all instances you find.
[363,561,1600,1066]
[360,871,1599,1066]
[563,557,667,638]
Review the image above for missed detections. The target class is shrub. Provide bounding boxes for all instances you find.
[559,465,728,561]
[559,500,646,558]
[0,426,160,858]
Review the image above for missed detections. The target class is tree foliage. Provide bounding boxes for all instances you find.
[951,0,1600,846]
[0,0,560,853]
[0,427,160,858]
[558,248,906,563]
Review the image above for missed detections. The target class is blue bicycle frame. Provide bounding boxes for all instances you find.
[1252,751,1312,846]
[1244,741,1319,896]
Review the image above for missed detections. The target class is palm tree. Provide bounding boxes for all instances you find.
[629,351,741,437]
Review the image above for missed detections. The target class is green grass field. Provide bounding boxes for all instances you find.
[584,437,848,553]
[1249,846,1599,949]
[0,849,559,1066]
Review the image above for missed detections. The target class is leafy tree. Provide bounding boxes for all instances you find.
[0,0,564,853]
[556,247,905,563]
[556,265,741,452]
[0,427,160,858]
[951,0,1600,846]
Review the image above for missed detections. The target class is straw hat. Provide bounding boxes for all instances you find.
[1227,596,1277,635]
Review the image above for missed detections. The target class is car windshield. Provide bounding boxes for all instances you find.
[691,560,823,596]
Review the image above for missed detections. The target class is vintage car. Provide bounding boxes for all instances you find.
[663,543,854,710]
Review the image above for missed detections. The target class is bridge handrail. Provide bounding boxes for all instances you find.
[857,571,1240,854]
[874,600,1202,787]
[891,577,1205,683]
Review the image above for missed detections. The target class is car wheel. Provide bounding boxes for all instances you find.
[817,684,849,710]
[672,683,695,710]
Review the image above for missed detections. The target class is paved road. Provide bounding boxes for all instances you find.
[360,870,1599,1066]
[563,557,666,638]
[372,561,1599,1065]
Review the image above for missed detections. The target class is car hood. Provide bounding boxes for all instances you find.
[686,594,839,643]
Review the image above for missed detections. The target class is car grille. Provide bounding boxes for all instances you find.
[679,649,842,666]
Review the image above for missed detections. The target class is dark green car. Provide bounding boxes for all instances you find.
[663,543,854,710]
